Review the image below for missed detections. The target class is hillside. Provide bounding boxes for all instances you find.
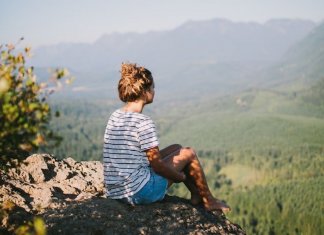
[280,21,324,82]
[45,72,324,160]
[161,80,324,234]
[257,21,324,90]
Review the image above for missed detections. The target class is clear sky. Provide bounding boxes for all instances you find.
[1,0,323,48]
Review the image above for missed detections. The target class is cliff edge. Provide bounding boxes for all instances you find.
[0,154,245,235]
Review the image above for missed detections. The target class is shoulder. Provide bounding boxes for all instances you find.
[109,109,153,123]
[137,112,153,121]
[135,113,155,127]
[136,113,153,123]
[127,111,152,124]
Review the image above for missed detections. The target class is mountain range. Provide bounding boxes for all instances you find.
[30,18,322,100]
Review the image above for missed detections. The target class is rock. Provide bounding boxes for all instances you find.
[0,154,245,235]
[40,196,246,235]
[29,186,53,209]
[63,157,76,167]
[1,154,104,212]
[23,154,49,183]
[0,183,30,212]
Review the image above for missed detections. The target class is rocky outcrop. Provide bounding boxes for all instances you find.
[0,154,245,234]
[0,154,104,213]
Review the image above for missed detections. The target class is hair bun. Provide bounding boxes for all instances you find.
[121,63,145,81]
[118,62,153,102]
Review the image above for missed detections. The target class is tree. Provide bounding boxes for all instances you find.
[0,40,72,166]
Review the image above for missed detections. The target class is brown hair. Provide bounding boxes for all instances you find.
[118,63,153,102]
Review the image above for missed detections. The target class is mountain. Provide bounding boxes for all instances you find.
[257,21,324,89]
[30,18,316,100]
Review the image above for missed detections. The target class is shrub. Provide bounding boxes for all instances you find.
[0,40,72,166]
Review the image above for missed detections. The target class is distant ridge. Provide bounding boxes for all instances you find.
[257,21,324,89]
[30,18,316,100]
[32,18,315,71]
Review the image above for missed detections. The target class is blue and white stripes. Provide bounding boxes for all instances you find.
[103,109,159,199]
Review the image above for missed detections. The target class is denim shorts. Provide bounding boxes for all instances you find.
[121,169,168,205]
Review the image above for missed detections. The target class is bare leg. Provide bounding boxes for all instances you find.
[160,145,231,212]
[160,145,202,205]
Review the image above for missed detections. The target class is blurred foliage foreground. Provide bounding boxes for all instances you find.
[0,40,72,166]
[0,41,74,234]
[1,200,46,235]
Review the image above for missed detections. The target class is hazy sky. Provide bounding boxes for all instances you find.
[1,0,323,48]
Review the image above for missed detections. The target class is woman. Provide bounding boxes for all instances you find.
[103,63,230,212]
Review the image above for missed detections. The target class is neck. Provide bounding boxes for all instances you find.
[122,100,145,113]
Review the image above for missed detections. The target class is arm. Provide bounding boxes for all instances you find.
[146,146,186,183]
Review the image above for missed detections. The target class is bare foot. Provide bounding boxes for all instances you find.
[203,198,231,213]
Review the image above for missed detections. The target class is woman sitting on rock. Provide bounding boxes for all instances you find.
[103,63,230,212]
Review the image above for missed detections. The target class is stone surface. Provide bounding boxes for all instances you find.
[0,154,245,235]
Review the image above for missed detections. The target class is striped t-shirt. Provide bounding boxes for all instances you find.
[103,109,159,199]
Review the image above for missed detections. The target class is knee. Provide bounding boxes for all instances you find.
[172,144,182,150]
[181,147,197,161]
[168,144,182,153]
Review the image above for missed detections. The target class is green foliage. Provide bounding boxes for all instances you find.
[0,41,71,165]
[15,217,47,235]
[0,200,46,235]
